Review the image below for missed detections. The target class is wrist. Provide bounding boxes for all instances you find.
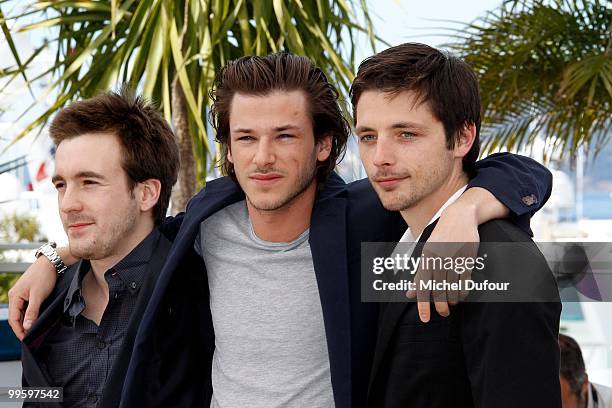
[445,198,478,225]
[459,187,508,225]
[34,242,68,274]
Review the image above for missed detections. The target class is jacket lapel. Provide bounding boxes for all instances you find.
[123,178,246,407]
[368,221,438,394]
[310,192,352,407]
[133,177,245,343]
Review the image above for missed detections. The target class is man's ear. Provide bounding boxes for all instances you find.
[227,144,233,164]
[580,374,589,400]
[455,123,476,158]
[316,134,332,162]
[138,179,161,213]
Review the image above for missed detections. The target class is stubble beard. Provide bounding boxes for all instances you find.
[377,156,454,212]
[247,151,318,212]
[68,201,139,260]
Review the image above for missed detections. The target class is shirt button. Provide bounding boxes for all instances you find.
[114,292,119,299]
[88,394,98,404]
[130,281,137,289]
[97,340,106,349]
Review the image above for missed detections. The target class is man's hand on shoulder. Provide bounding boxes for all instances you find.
[407,187,507,322]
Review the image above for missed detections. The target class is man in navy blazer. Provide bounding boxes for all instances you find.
[10,52,552,408]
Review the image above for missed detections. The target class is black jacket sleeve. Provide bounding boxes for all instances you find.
[470,152,553,236]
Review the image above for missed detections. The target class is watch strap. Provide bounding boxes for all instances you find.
[35,242,68,274]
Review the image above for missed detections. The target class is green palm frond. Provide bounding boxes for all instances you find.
[448,0,611,159]
[1,0,377,192]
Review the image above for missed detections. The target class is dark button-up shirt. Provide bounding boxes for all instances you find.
[37,228,161,407]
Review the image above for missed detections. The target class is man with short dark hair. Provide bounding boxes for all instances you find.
[353,43,561,407]
[21,89,180,407]
[12,52,553,408]
[560,334,612,408]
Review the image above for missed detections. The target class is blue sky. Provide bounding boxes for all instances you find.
[358,0,501,57]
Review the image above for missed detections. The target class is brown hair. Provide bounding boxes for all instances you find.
[350,43,481,176]
[559,334,587,400]
[49,87,179,224]
[209,52,350,185]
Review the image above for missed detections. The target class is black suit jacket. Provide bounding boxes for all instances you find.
[21,234,172,408]
[368,219,562,408]
[122,153,554,408]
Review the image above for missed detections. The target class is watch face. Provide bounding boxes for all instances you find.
[37,244,53,259]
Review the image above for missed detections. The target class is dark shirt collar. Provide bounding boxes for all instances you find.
[63,228,161,317]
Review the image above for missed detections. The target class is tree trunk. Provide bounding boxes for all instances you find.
[170,75,197,213]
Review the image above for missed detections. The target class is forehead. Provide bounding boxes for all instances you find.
[355,89,436,127]
[229,90,312,132]
[54,132,124,176]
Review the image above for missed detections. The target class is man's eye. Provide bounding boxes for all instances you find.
[360,135,376,142]
[400,131,416,139]
[236,136,254,142]
[83,180,98,185]
[53,182,65,190]
[278,134,294,139]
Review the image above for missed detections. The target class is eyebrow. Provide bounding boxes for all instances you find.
[232,124,302,134]
[390,122,425,130]
[355,125,375,134]
[51,171,106,184]
[273,125,301,132]
[355,122,426,133]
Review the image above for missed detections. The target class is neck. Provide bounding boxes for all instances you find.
[89,217,155,290]
[400,171,468,239]
[247,180,317,242]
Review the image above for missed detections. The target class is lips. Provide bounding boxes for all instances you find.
[375,176,406,189]
[250,173,283,186]
[68,222,94,232]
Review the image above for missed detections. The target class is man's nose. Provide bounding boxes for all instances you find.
[373,136,395,167]
[59,186,83,213]
[253,138,275,168]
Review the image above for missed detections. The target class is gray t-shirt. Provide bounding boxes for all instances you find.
[195,200,335,408]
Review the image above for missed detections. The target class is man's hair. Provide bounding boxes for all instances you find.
[350,42,481,176]
[49,87,180,225]
[559,334,588,399]
[209,52,350,185]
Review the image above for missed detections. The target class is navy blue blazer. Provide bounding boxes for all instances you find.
[121,152,552,408]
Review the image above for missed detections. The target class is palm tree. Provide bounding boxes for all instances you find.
[449,0,611,159]
[0,0,376,210]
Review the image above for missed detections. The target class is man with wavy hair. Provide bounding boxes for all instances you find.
[20,89,179,407]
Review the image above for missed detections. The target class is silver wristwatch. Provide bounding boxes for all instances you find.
[34,242,68,274]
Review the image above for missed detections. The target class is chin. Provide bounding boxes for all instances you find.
[68,241,96,260]
[381,195,417,212]
[247,194,291,211]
